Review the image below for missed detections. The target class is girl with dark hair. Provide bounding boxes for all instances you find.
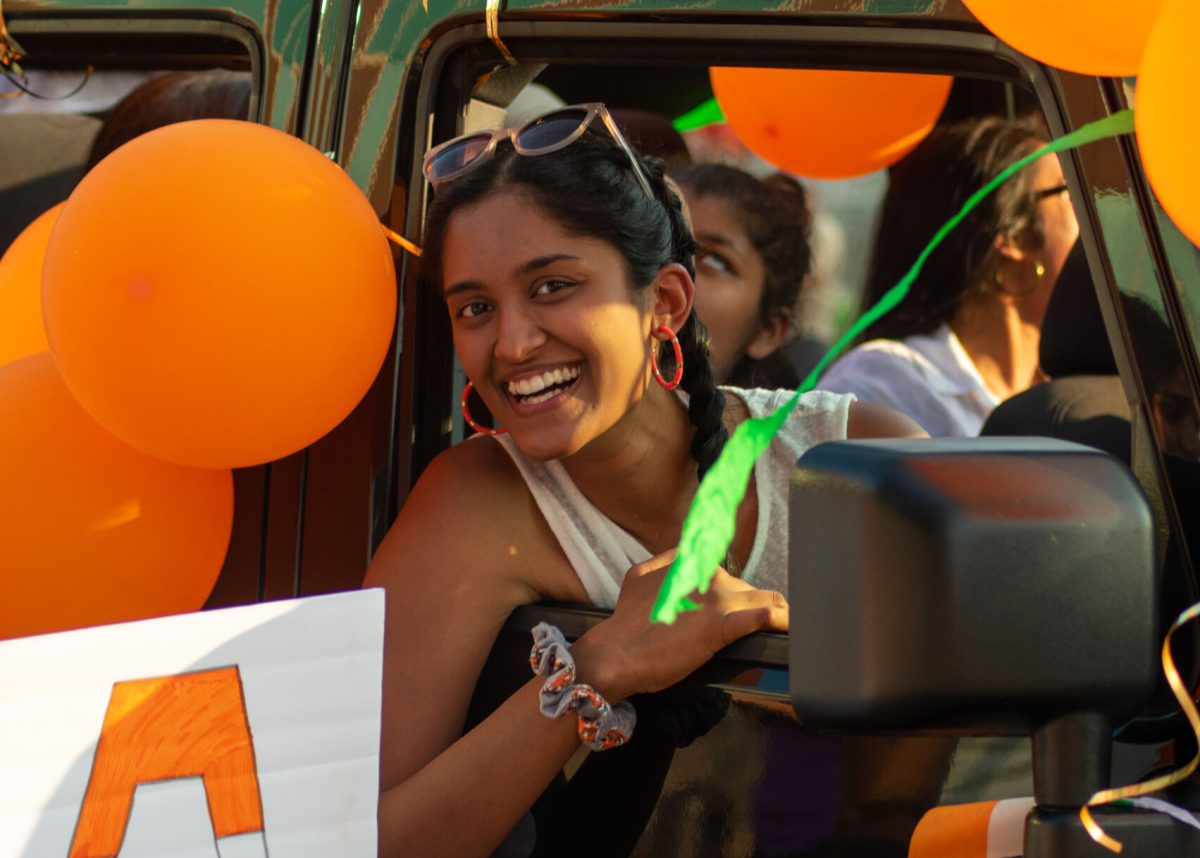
[819,115,1079,436]
[672,164,814,389]
[87,69,252,169]
[364,104,920,857]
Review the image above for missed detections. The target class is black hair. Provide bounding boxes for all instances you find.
[857,115,1048,342]
[672,164,813,388]
[88,70,251,169]
[420,128,729,480]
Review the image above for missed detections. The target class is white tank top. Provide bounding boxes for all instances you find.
[489,388,854,607]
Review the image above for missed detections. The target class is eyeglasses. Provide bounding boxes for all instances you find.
[1032,183,1070,201]
[422,102,654,199]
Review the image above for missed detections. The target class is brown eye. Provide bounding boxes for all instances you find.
[457,301,491,319]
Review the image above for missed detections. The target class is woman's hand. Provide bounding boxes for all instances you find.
[572,550,788,704]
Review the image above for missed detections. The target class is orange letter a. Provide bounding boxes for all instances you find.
[69,666,265,858]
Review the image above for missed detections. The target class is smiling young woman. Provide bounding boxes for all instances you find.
[363,105,922,858]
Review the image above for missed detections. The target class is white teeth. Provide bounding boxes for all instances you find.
[506,365,580,398]
[524,389,558,405]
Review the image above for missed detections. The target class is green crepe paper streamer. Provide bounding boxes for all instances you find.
[651,109,1135,625]
[673,97,725,133]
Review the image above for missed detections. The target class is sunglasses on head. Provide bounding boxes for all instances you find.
[422,102,654,199]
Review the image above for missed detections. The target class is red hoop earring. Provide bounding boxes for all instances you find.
[651,325,684,391]
[461,381,506,436]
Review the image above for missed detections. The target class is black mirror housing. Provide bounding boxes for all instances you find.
[788,438,1158,733]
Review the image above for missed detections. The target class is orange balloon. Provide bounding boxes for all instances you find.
[0,354,233,640]
[962,0,1167,76]
[710,68,952,180]
[1136,0,1200,248]
[0,203,62,367]
[42,119,397,469]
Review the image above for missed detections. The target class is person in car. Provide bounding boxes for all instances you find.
[818,115,1080,436]
[363,104,922,857]
[672,163,815,389]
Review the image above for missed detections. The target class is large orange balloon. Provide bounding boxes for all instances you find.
[0,354,233,640]
[1136,0,1200,248]
[0,203,62,367]
[710,68,952,180]
[962,0,1167,76]
[42,119,397,469]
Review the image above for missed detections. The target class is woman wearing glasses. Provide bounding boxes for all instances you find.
[364,104,920,856]
[819,115,1079,438]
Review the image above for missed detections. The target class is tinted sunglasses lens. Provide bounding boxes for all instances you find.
[515,108,591,152]
[426,133,494,181]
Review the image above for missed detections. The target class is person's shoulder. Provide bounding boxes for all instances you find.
[405,436,537,530]
[722,385,852,420]
[847,401,926,439]
[425,433,519,483]
[370,439,531,567]
[822,338,929,380]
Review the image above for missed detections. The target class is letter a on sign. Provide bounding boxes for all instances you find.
[69,666,266,857]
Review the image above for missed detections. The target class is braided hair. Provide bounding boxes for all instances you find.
[420,126,729,480]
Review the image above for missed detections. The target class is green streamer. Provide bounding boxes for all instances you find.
[651,109,1135,624]
[673,97,725,132]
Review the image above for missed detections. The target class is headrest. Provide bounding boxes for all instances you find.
[1039,241,1117,377]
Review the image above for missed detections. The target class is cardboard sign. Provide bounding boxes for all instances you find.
[0,590,384,857]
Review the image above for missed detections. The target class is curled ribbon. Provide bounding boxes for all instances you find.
[0,1,93,102]
[485,0,518,66]
[1081,600,1200,852]
[0,0,27,97]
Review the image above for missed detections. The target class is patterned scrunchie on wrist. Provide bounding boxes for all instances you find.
[529,622,636,751]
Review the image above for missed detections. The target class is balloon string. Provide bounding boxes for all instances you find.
[0,1,95,101]
[0,0,27,97]
[1080,599,1200,853]
[652,109,1136,624]
[382,226,422,258]
[1,64,94,100]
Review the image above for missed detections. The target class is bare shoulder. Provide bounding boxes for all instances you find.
[364,438,582,603]
[846,400,928,440]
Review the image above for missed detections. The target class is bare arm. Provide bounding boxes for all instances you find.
[366,443,787,858]
[846,400,928,440]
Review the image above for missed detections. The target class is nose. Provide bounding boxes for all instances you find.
[493,306,546,363]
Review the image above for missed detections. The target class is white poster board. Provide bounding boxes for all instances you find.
[0,589,383,858]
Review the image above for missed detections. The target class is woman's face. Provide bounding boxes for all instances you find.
[682,192,776,383]
[1027,153,1080,310]
[441,191,659,461]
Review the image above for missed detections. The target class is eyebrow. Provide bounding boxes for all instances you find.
[444,253,583,300]
[695,231,735,250]
[444,279,485,300]
[516,253,582,275]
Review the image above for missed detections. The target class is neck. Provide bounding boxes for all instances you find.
[561,383,697,552]
[952,297,1043,401]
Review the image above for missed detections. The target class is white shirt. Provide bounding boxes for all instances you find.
[488,388,855,605]
[818,324,999,437]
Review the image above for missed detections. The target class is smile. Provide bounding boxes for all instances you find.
[505,365,582,405]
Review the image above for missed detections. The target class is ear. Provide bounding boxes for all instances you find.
[745,307,792,360]
[993,230,1029,263]
[649,262,695,333]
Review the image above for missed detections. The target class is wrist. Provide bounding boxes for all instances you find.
[570,629,631,704]
[530,623,636,752]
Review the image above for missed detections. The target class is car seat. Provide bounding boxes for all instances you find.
[981,240,1131,463]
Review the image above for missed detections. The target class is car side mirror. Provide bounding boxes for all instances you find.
[788,438,1158,817]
